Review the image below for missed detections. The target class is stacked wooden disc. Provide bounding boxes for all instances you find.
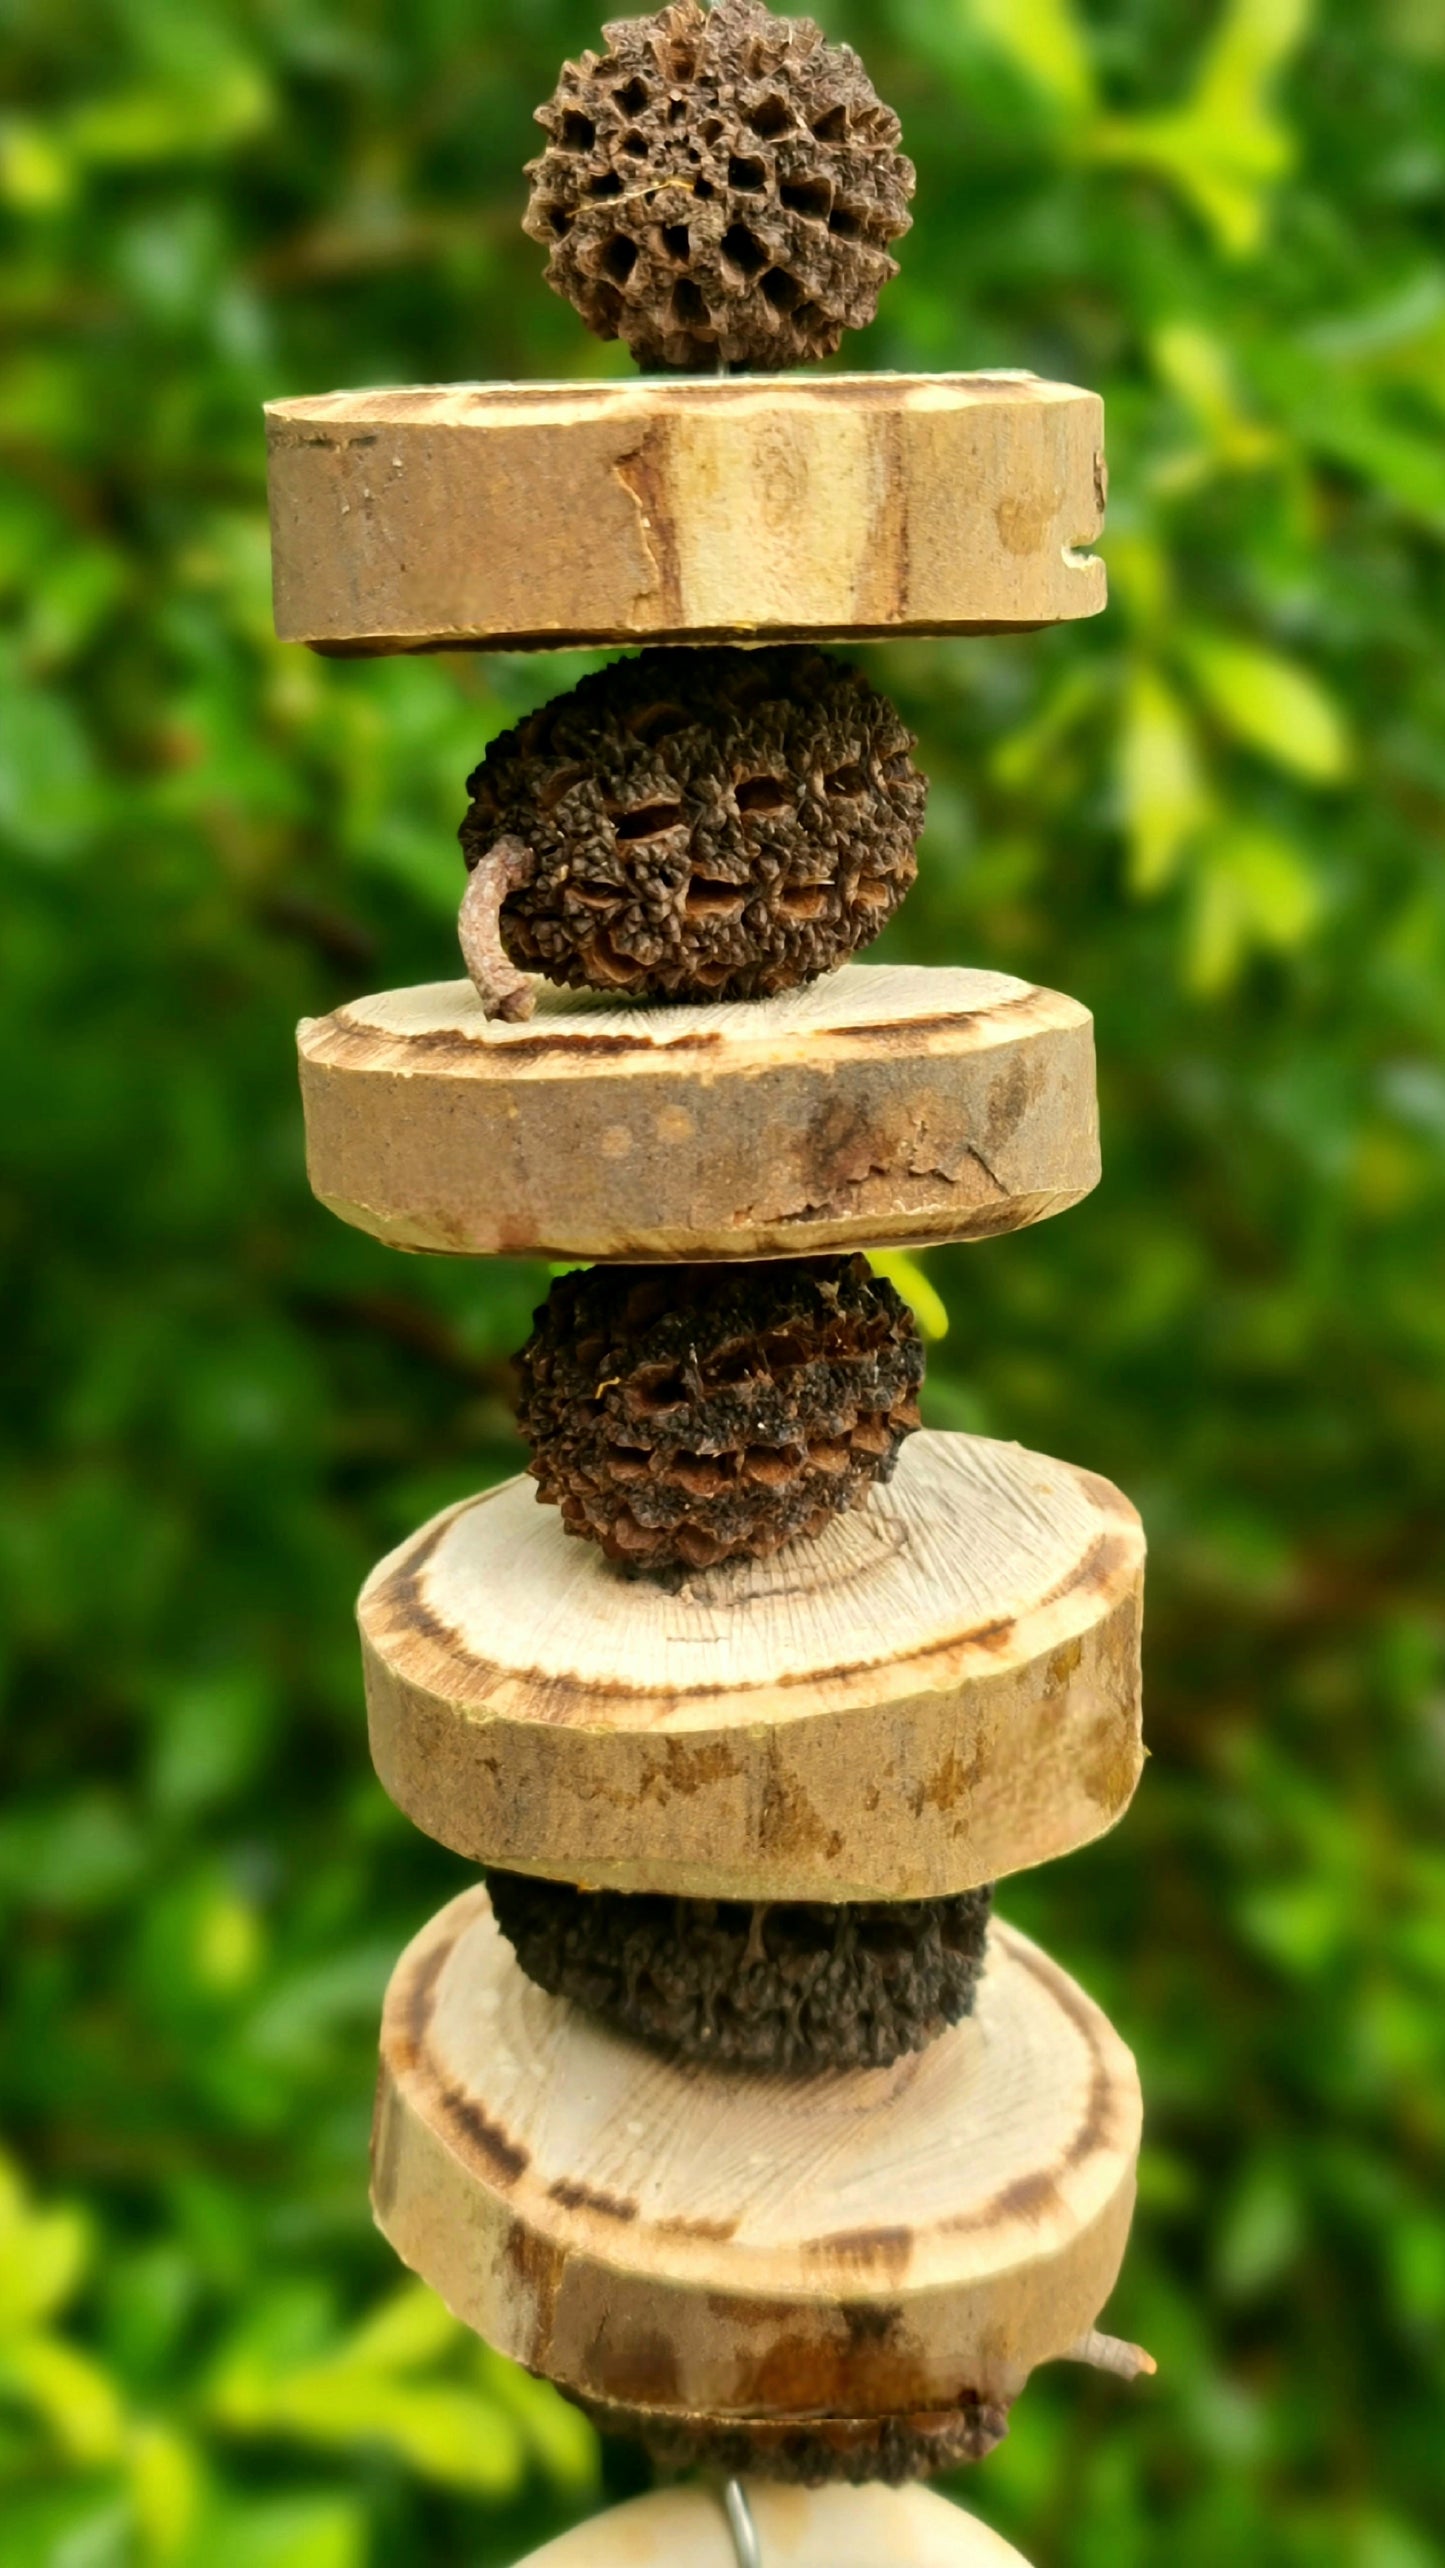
[267,4,1151,2554]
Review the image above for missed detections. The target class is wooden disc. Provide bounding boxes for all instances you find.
[265,372,1105,654]
[513,2481,1032,2567]
[359,1429,1144,1903]
[298,965,1099,1263]
[373,1888,1142,2425]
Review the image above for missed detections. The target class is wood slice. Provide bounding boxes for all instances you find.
[359,1429,1144,1903]
[513,2482,1032,2567]
[373,1888,1142,2426]
[298,965,1099,1262]
[265,373,1105,653]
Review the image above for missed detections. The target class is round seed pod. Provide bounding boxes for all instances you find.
[514,1254,924,1573]
[457,645,926,1020]
[486,1872,994,2073]
[522,0,915,373]
[573,2395,1011,2485]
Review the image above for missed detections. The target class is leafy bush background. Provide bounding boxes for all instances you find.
[3,0,1444,2562]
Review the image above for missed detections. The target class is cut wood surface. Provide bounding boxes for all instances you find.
[360,1429,1145,1902]
[298,965,1100,1262]
[373,1887,1142,2422]
[513,2481,1033,2567]
[266,372,1106,653]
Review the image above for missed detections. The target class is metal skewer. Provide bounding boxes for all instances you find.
[722,2476,762,2568]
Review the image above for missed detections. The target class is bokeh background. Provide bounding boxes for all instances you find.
[4,0,1444,2562]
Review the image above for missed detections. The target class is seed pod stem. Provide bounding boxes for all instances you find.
[1060,2329,1157,2382]
[459,834,538,1020]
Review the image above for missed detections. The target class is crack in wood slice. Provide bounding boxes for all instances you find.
[298,964,1100,1261]
[372,1888,1141,2425]
[512,2478,1035,2566]
[359,1428,1145,1903]
[265,372,1106,653]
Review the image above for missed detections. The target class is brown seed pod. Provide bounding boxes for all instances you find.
[522,0,914,373]
[572,2394,1011,2486]
[458,645,926,1019]
[514,1254,924,1572]
[485,1872,994,2073]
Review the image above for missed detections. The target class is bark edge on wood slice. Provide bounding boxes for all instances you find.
[358,1428,1145,1903]
[372,1887,1142,2428]
[511,2479,1034,2566]
[297,964,1100,1262]
[265,373,1105,652]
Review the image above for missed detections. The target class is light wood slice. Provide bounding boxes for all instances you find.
[373,1888,1141,2424]
[513,2481,1032,2567]
[298,965,1099,1262]
[266,373,1105,654]
[359,1429,1144,1902]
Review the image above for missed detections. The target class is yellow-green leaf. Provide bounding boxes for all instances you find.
[1119,662,1213,894]
[128,2421,206,2561]
[1183,631,1352,781]
[1086,0,1313,255]
[871,1252,949,1342]
[473,2347,601,2496]
[262,2370,527,2497]
[1188,824,1323,992]
[0,2158,90,2333]
[335,2282,458,2375]
[964,0,1096,118]
[0,2331,127,2463]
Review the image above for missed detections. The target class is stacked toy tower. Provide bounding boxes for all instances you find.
[265,6,1152,2559]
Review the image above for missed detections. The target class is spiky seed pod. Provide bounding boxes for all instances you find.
[514,1255,924,1572]
[522,0,914,373]
[572,2396,1011,2486]
[457,646,926,1020]
[486,1872,994,2073]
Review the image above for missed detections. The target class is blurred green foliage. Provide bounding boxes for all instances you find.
[2,0,1444,2562]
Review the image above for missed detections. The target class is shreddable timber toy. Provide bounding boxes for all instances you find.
[265,1,1152,2555]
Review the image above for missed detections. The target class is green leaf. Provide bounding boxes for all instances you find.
[1182,630,1352,781]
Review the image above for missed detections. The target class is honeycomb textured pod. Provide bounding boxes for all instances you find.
[522,0,914,372]
[458,645,926,1016]
[514,1255,924,1572]
[485,1872,994,2073]
[573,2396,1010,2486]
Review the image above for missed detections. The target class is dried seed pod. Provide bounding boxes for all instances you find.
[514,1254,924,1572]
[572,2396,1011,2486]
[523,0,914,373]
[458,645,926,1017]
[486,1871,994,2073]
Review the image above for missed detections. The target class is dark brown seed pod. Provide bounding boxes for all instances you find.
[522,0,914,373]
[571,2394,1011,2485]
[514,1254,924,1572]
[457,645,926,1019]
[485,1873,994,2073]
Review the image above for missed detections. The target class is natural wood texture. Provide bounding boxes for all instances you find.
[373,1888,1142,2425]
[359,1428,1144,1903]
[265,373,1106,653]
[513,2480,1033,2567]
[298,965,1100,1263]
